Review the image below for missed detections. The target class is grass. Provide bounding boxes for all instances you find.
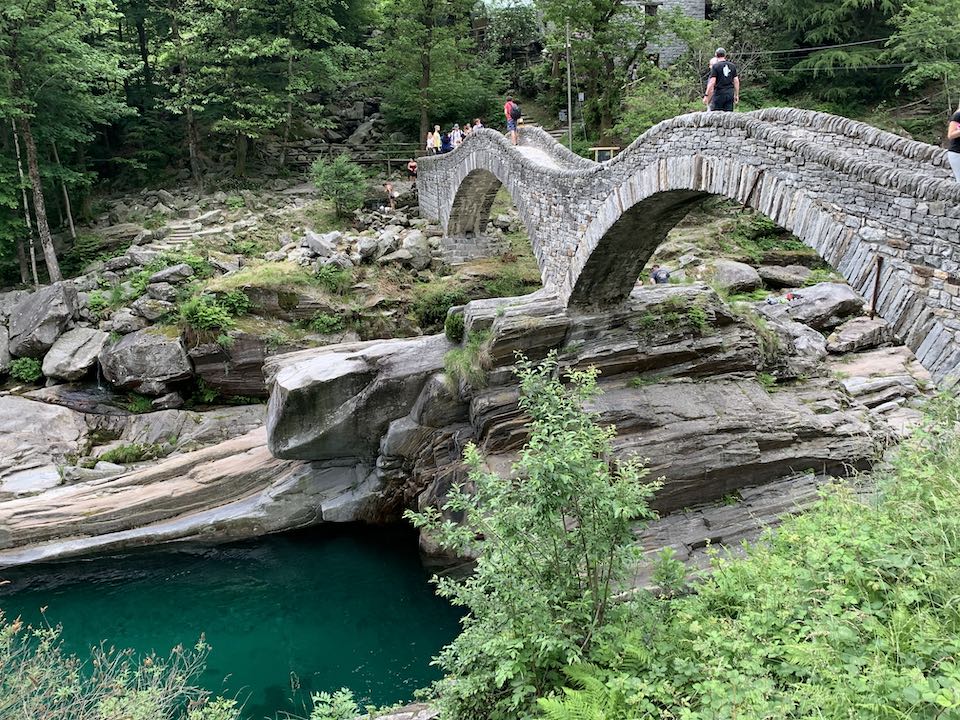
[125,393,153,413]
[628,375,664,388]
[97,442,167,464]
[758,372,778,391]
[205,261,318,293]
[444,330,492,387]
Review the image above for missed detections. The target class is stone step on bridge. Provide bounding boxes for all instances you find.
[416,110,960,384]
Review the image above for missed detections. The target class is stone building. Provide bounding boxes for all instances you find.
[632,0,710,65]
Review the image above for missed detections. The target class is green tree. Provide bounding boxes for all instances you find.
[376,0,504,139]
[535,0,656,137]
[763,0,902,105]
[311,154,367,217]
[0,0,129,282]
[885,0,960,114]
[406,354,660,720]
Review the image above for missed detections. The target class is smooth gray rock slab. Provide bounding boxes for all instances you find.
[302,230,340,257]
[105,308,149,334]
[758,282,864,331]
[707,259,762,294]
[0,325,10,373]
[8,282,77,358]
[148,263,194,284]
[758,264,812,288]
[827,316,893,353]
[99,329,193,395]
[41,327,109,381]
[146,282,178,302]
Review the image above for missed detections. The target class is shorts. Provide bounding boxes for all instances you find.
[948,151,960,182]
[712,92,735,112]
[506,119,517,132]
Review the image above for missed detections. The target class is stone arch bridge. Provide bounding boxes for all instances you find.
[416,108,960,383]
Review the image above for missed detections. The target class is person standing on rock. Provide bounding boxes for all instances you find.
[948,102,960,181]
[704,48,739,113]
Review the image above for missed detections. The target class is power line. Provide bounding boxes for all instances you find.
[737,37,892,57]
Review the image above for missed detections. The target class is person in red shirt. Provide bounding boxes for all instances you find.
[504,96,520,145]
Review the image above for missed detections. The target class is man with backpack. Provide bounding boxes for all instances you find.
[703,48,740,112]
[504,96,522,145]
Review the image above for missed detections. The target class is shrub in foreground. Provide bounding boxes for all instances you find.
[539,394,960,719]
[407,354,660,719]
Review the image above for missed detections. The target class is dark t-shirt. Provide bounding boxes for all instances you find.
[710,60,738,94]
[950,111,960,153]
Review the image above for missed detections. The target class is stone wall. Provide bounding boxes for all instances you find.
[416,108,960,383]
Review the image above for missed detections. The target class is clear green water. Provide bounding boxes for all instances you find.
[0,526,462,719]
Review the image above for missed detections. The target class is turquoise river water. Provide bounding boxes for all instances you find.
[0,525,463,718]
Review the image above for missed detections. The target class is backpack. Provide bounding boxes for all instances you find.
[509,102,522,121]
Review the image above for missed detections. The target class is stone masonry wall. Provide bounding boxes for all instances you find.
[416,108,960,383]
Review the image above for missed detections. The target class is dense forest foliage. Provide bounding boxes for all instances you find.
[0,0,957,287]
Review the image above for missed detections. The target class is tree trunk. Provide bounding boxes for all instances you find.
[51,141,76,240]
[280,52,294,168]
[19,116,62,282]
[171,10,202,185]
[11,118,39,286]
[418,0,434,142]
[136,16,152,87]
[234,133,248,177]
[16,238,29,285]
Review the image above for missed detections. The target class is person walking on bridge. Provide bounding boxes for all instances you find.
[704,48,739,112]
[504,96,521,145]
[948,103,960,182]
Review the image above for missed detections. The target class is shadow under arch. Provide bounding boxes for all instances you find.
[565,158,878,309]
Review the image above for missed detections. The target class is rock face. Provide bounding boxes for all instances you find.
[0,396,88,497]
[99,329,193,395]
[0,428,381,568]
[267,285,885,531]
[758,282,864,330]
[8,282,77,358]
[41,327,109,381]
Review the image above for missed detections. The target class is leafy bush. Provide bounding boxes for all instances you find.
[217,289,251,317]
[407,355,660,719]
[179,295,235,333]
[86,289,110,318]
[8,357,42,383]
[540,394,960,719]
[0,613,234,720]
[98,442,166,464]
[444,311,465,342]
[414,285,469,331]
[310,155,367,217]
[125,393,153,414]
[225,195,245,210]
[308,689,359,720]
[308,312,344,334]
[315,264,353,295]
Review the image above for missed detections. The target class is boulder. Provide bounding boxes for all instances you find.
[126,246,163,265]
[105,308,149,334]
[766,318,828,378]
[96,223,144,243]
[146,282,178,302]
[826,316,893,354]
[148,263,194,284]
[758,264,812,288]
[707,259,762,293]
[356,235,379,260]
[41,327,109,381]
[265,334,452,459]
[758,282,865,331]
[8,282,77,358]
[400,230,432,271]
[188,334,275,397]
[346,117,378,147]
[302,230,341,257]
[103,255,134,272]
[99,328,193,395]
[131,295,175,321]
[0,289,29,323]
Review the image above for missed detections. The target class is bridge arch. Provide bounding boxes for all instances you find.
[417,109,960,382]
